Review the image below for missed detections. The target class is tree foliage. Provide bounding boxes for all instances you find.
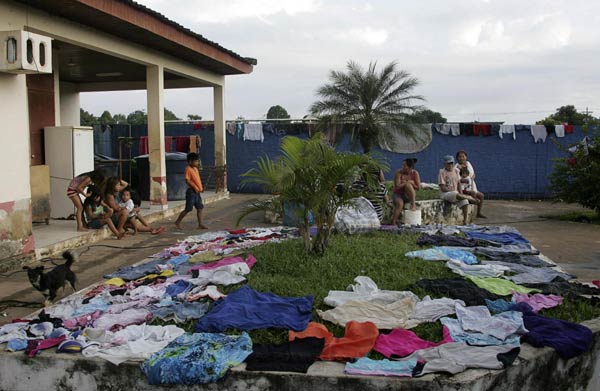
[80,108,182,126]
[266,105,291,119]
[310,60,425,153]
[415,109,446,123]
[237,133,387,256]
[537,105,600,128]
[550,132,600,217]
[187,114,202,120]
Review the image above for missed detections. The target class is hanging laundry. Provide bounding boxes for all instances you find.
[175,136,189,152]
[226,122,236,135]
[564,124,574,134]
[499,124,516,140]
[289,321,379,361]
[433,123,445,134]
[164,136,173,152]
[554,124,565,138]
[141,332,252,385]
[235,122,244,139]
[139,136,149,155]
[441,123,460,136]
[189,135,200,153]
[373,327,453,358]
[473,124,491,136]
[243,122,264,142]
[193,122,202,130]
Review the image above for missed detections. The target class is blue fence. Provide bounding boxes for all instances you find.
[95,124,593,198]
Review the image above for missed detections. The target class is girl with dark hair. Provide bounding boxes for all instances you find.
[392,158,421,225]
[66,169,105,231]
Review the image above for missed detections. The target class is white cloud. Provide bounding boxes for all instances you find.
[337,27,389,46]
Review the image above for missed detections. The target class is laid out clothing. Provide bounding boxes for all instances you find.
[416,233,481,247]
[184,166,203,193]
[512,302,592,359]
[373,327,453,358]
[398,342,520,376]
[521,279,600,299]
[289,321,379,361]
[323,276,418,307]
[25,335,66,358]
[446,259,509,278]
[243,122,264,142]
[245,337,325,373]
[511,293,563,313]
[188,254,256,273]
[345,357,417,377]
[482,261,574,284]
[464,231,529,245]
[554,124,565,138]
[479,253,554,268]
[531,125,547,143]
[440,316,522,346]
[150,301,209,323]
[486,298,513,314]
[416,278,503,307]
[411,296,466,322]
[141,332,252,385]
[466,276,540,296]
[474,243,538,258]
[455,303,528,341]
[405,246,478,265]
[195,286,313,332]
[499,124,516,140]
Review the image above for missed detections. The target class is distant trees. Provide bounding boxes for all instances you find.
[80,108,189,126]
[537,105,599,128]
[266,105,290,119]
[415,109,446,123]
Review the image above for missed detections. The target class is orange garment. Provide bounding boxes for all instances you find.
[184,166,203,193]
[289,321,378,361]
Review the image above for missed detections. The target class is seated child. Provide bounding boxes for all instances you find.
[83,185,124,239]
[459,167,479,203]
[119,188,165,235]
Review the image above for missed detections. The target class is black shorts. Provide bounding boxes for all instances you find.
[184,188,204,212]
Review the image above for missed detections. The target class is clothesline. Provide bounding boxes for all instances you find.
[432,123,576,143]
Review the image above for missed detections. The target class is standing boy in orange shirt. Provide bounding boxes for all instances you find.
[175,152,208,229]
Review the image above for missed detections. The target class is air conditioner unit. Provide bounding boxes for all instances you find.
[0,30,52,74]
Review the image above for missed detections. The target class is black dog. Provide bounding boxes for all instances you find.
[23,250,77,306]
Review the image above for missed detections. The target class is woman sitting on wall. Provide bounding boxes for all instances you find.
[392,158,421,226]
[455,150,486,218]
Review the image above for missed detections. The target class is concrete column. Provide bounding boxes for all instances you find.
[146,65,167,209]
[213,84,227,192]
[59,82,80,126]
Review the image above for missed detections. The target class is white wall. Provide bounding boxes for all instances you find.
[0,73,31,203]
[60,82,80,126]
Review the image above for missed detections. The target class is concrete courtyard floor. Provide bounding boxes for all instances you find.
[1,196,599,327]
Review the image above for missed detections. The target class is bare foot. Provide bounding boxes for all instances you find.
[117,232,125,240]
[198,224,208,229]
[410,203,417,211]
[174,223,183,230]
[477,214,488,219]
[152,226,166,235]
[77,227,89,232]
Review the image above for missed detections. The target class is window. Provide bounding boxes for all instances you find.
[39,42,46,66]
[6,37,17,63]
[26,38,33,64]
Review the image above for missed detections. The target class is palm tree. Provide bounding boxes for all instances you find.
[310,61,425,153]
[237,133,386,256]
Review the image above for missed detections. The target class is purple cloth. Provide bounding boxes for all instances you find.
[374,326,454,358]
[195,286,313,332]
[512,293,563,313]
[511,302,592,359]
[187,254,256,273]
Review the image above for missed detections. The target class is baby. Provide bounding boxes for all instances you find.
[119,188,165,235]
[459,167,479,204]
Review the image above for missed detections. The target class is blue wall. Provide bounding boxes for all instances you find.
[95,124,593,198]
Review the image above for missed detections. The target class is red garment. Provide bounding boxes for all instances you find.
[175,136,189,152]
[26,335,66,357]
[193,122,202,130]
[564,125,574,134]
[165,136,173,152]
[228,229,247,234]
[473,124,491,136]
[289,321,379,361]
[139,136,149,154]
[592,280,600,289]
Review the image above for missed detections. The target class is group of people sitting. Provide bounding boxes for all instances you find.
[66,170,165,238]
[390,150,486,225]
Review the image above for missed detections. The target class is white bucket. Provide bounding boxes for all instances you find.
[403,209,422,225]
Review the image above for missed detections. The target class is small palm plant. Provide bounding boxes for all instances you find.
[237,133,386,256]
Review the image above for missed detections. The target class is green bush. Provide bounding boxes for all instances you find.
[550,132,600,217]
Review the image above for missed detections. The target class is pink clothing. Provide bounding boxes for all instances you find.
[393,170,418,194]
[373,326,453,358]
[26,335,67,357]
[512,293,563,313]
[438,168,460,192]
[63,310,102,329]
[188,254,257,273]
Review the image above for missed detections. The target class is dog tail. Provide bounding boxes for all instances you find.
[62,250,77,268]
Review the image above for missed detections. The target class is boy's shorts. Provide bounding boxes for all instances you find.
[184,188,204,212]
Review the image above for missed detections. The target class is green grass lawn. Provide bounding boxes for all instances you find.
[159,231,600,347]
[385,181,439,201]
[541,210,600,225]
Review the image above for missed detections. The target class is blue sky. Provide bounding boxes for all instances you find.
[81,0,600,123]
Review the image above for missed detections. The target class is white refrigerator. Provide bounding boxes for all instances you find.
[44,126,94,219]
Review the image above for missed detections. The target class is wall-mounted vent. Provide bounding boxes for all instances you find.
[0,31,52,74]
